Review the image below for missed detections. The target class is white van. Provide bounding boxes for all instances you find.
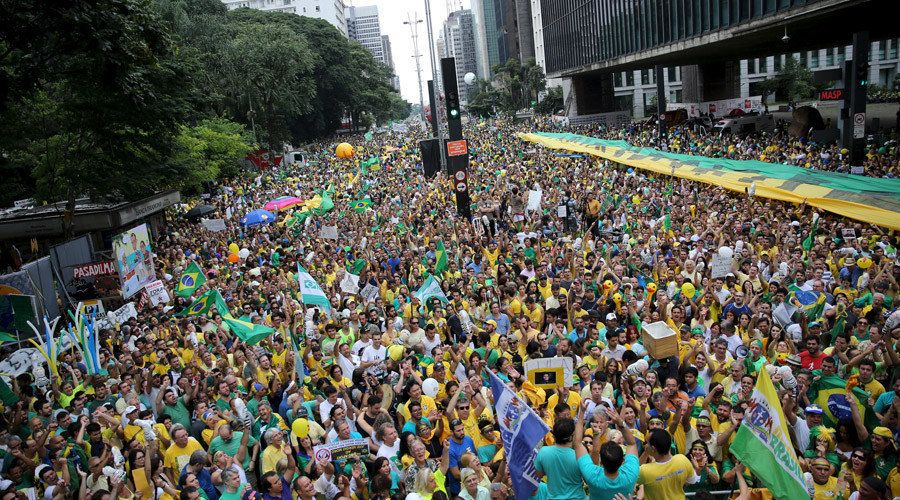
[713,114,775,135]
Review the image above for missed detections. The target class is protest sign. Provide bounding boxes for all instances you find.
[360,283,379,302]
[113,223,156,298]
[525,357,573,389]
[109,303,138,326]
[313,438,369,463]
[320,226,338,240]
[340,272,360,294]
[201,218,227,232]
[527,190,541,211]
[145,280,170,306]
[710,254,731,278]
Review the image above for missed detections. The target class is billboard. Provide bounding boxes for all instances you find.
[112,223,156,299]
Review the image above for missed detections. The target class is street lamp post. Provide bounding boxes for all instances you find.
[403,15,426,124]
[424,0,446,171]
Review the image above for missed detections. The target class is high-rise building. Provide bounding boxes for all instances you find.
[438,10,479,105]
[471,0,535,80]
[381,35,400,91]
[346,5,386,65]
[221,0,347,37]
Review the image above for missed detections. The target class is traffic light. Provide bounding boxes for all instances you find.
[856,59,869,87]
[446,88,460,119]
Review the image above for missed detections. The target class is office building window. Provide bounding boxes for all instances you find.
[774,55,782,72]
[810,51,819,67]
[826,49,834,67]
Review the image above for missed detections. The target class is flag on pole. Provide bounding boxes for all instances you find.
[434,240,448,276]
[730,366,808,500]
[176,290,230,317]
[223,315,275,345]
[175,261,207,298]
[802,212,820,252]
[364,131,373,142]
[414,275,449,305]
[296,265,331,313]
[488,369,550,500]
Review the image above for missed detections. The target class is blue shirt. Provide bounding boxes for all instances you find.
[533,446,583,500]
[448,436,477,495]
[181,466,220,500]
[874,391,896,414]
[492,313,511,335]
[578,453,639,500]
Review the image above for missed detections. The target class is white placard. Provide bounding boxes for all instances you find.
[527,190,542,211]
[360,283,379,302]
[340,272,360,294]
[109,303,138,327]
[710,254,731,279]
[144,280,170,306]
[849,166,865,175]
[320,225,338,240]
[201,218,227,232]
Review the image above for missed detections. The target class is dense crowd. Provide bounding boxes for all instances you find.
[0,117,898,500]
[543,116,900,178]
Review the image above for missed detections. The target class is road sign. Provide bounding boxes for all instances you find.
[853,113,865,139]
[454,170,467,181]
[456,182,467,192]
[447,140,468,157]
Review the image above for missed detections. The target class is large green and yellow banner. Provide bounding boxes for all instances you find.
[518,132,900,230]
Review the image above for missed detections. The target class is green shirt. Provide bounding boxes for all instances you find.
[162,397,192,429]
[208,432,258,469]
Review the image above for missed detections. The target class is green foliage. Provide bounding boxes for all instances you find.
[0,0,410,208]
[776,56,817,105]
[173,118,255,191]
[534,86,563,115]
[469,58,548,117]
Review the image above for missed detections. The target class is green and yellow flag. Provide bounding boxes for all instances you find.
[223,315,275,345]
[811,374,878,427]
[175,261,207,298]
[351,198,372,213]
[435,240,448,275]
[730,366,807,500]
[176,290,229,317]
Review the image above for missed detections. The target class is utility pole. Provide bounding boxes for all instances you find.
[424,0,446,172]
[403,14,426,124]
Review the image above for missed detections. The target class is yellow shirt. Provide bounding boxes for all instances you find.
[261,444,287,474]
[164,438,203,472]
[861,378,885,400]
[399,395,437,421]
[887,467,900,499]
[812,476,841,499]
[637,454,695,500]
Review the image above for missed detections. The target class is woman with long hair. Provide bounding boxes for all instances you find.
[367,457,400,496]
[685,440,720,494]
[405,439,449,500]
[840,447,877,498]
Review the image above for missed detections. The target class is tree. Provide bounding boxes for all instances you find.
[489,58,547,114]
[778,56,817,106]
[172,118,255,192]
[535,86,563,115]
[0,0,197,229]
[467,79,502,118]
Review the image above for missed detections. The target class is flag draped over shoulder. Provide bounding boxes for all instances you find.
[414,275,449,305]
[488,370,549,500]
[435,240,448,275]
[176,290,229,317]
[811,374,878,427]
[297,265,331,313]
[730,367,808,500]
[175,261,207,298]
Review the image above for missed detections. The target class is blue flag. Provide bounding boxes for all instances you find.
[488,370,550,500]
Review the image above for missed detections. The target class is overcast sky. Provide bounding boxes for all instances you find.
[351,0,471,104]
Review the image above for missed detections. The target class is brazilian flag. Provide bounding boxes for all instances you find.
[176,290,229,317]
[351,198,372,213]
[175,261,207,298]
[810,374,878,428]
[346,258,366,275]
[223,315,275,345]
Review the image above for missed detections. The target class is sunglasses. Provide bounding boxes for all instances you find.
[852,454,866,460]
[458,406,470,411]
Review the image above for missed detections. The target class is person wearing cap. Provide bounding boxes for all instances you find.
[804,456,844,499]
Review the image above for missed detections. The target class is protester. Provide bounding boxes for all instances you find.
[0,116,897,500]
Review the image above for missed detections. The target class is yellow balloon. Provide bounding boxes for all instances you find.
[228,243,240,255]
[336,142,354,159]
[292,417,309,439]
[388,344,405,362]
[632,195,641,205]
[681,282,696,299]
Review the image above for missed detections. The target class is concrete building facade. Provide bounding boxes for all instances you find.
[438,10,479,105]
[347,5,385,64]
[221,0,347,36]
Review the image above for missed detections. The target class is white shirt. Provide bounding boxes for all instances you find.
[361,345,387,376]
[601,344,627,361]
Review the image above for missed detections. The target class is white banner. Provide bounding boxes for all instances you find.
[527,190,542,211]
[109,302,138,326]
[360,283,379,302]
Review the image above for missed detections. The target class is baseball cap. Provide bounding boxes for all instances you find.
[122,405,138,416]
[605,313,617,321]
[804,404,824,415]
